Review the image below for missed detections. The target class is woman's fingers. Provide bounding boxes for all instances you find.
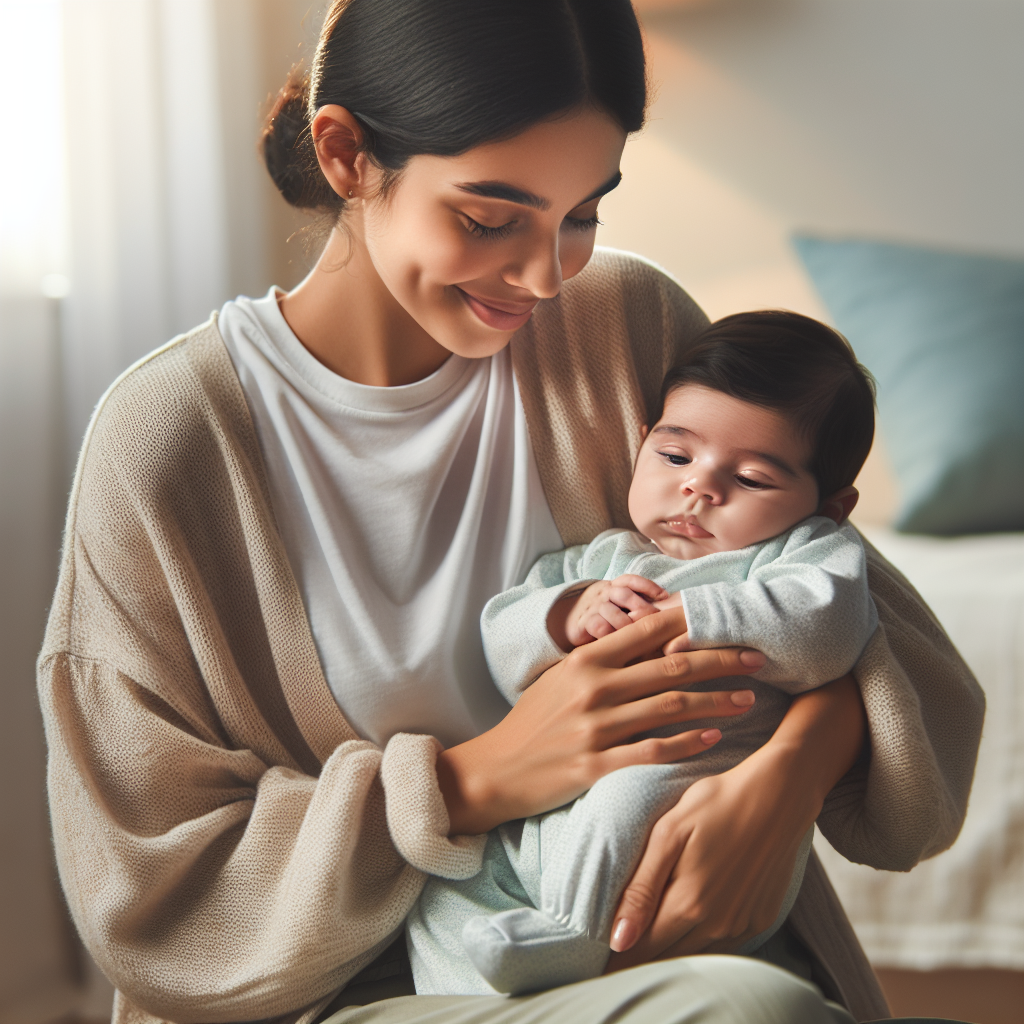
[599,688,754,745]
[601,645,765,705]
[608,810,693,954]
[602,727,723,775]
[661,633,693,654]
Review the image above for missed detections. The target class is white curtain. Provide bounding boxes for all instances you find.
[61,0,233,448]
[0,2,312,1020]
[0,2,86,1019]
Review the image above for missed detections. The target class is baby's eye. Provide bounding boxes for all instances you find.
[736,475,771,490]
[661,452,691,467]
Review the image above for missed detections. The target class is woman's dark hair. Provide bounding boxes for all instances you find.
[262,0,647,213]
[660,311,877,500]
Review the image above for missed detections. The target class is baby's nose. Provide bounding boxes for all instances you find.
[682,481,722,506]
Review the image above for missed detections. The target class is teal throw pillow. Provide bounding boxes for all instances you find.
[794,235,1024,535]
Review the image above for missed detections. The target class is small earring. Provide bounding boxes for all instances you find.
[348,189,354,198]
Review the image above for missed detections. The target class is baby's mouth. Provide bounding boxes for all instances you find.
[663,518,715,540]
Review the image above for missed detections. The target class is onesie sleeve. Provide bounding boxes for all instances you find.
[480,544,592,704]
[681,519,878,693]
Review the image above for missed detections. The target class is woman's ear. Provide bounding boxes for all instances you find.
[311,104,373,201]
[820,486,859,525]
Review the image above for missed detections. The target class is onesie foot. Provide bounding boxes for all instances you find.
[462,908,610,995]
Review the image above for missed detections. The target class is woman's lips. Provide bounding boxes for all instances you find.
[456,287,537,332]
[664,518,715,540]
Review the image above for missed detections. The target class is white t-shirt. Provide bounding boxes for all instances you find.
[218,290,563,748]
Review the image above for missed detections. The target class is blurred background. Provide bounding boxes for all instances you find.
[0,2,1020,1023]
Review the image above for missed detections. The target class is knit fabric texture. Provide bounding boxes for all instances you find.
[37,249,983,1024]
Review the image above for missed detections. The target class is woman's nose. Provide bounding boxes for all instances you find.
[502,233,562,300]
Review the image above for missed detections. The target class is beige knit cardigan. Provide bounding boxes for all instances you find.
[39,250,984,1024]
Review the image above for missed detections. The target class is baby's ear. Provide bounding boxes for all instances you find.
[639,424,648,441]
[820,486,859,525]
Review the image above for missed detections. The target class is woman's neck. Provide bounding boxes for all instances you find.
[279,224,451,387]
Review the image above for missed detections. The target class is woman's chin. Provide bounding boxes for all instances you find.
[429,309,522,360]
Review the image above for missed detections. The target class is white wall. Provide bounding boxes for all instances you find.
[598,0,1024,318]
[596,0,1022,523]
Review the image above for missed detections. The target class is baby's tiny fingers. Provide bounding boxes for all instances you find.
[597,602,633,630]
[608,587,655,613]
[611,575,669,601]
[586,616,617,639]
[629,604,659,622]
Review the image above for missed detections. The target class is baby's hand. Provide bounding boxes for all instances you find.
[565,575,671,647]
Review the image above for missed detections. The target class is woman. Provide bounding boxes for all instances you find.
[38,3,983,1024]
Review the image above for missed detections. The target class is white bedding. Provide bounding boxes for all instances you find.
[815,526,1024,970]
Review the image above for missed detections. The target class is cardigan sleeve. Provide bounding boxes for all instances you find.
[37,325,485,1024]
[815,534,985,868]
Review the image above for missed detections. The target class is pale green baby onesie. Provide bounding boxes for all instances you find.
[407,517,877,996]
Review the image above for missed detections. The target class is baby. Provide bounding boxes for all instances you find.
[407,310,878,996]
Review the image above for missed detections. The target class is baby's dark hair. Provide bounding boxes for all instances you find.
[660,310,876,500]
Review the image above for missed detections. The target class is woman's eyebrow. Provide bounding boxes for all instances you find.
[454,181,551,210]
[453,170,622,212]
[579,170,622,204]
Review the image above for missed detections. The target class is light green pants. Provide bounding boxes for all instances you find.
[322,956,855,1024]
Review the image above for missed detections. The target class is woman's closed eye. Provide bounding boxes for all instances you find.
[562,213,601,233]
[462,214,517,240]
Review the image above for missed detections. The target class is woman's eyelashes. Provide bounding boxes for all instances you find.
[460,211,601,240]
[563,213,601,233]
[463,215,517,240]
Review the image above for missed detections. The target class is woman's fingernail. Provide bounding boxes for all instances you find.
[731,690,756,706]
[611,918,635,952]
[739,649,766,667]
[701,728,721,744]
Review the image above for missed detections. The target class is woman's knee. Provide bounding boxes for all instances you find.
[617,955,854,1024]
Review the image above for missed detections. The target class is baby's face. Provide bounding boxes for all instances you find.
[628,384,821,560]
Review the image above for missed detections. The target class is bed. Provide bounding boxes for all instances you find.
[815,523,1024,972]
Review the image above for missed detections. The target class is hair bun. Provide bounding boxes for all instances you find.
[262,66,340,211]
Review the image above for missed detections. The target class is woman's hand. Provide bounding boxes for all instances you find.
[606,673,867,967]
[436,607,765,835]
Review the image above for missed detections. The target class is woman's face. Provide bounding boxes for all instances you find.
[358,107,626,359]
